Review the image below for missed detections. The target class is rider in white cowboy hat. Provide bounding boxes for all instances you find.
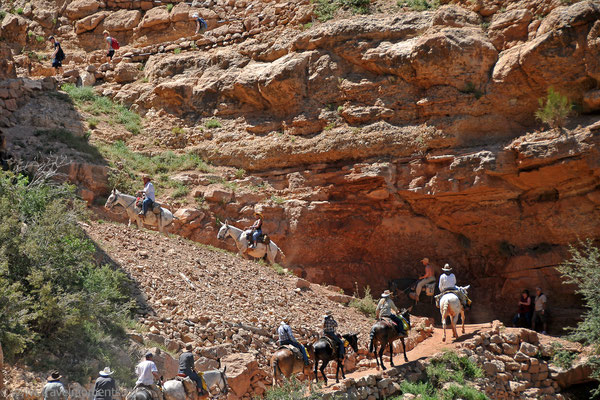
[436,264,470,308]
[277,317,309,365]
[376,290,405,334]
[93,368,117,400]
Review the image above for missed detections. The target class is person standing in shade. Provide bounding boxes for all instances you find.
[93,367,117,400]
[532,287,548,334]
[42,371,68,400]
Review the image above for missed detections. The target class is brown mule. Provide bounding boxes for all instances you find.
[270,344,314,385]
[368,308,412,370]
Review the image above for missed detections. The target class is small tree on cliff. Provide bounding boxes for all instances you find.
[559,240,600,395]
[535,87,573,132]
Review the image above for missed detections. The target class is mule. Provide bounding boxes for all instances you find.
[271,343,314,386]
[440,285,470,342]
[104,189,175,234]
[216,220,283,264]
[127,387,158,400]
[312,333,358,386]
[163,367,228,400]
[368,308,412,370]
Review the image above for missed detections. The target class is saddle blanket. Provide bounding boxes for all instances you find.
[278,345,303,360]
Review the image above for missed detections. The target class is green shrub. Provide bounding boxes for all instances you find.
[461,82,483,99]
[88,117,99,129]
[397,0,440,10]
[442,385,488,400]
[427,352,484,387]
[0,11,6,21]
[172,126,185,135]
[235,168,246,179]
[260,375,322,400]
[172,183,189,199]
[166,3,174,12]
[205,118,222,129]
[535,87,573,130]
[0,170,136,383]
[551,343,578,369]
[36,35,45,43]
[174,47,182,54]
[312,0,339,21]
[397,381,437,400]
[349,285,377,318]
[271,195,285,204]
[16,7,23,14]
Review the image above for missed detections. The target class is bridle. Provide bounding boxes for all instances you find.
[218,369,228,395]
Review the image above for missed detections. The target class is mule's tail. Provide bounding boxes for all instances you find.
[272,358,281,381]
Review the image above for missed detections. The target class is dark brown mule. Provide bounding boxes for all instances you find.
[270,343,314,385]
[368,308,412,370]
[312,333,358,385]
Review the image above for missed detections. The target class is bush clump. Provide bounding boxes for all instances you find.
[0,169,136,383]
[535,87,573,131]
[260,375,322,400]
[349,284,377,318]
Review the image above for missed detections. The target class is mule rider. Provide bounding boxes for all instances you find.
[137,175,155,217]
[135,352,162,400]
[415,257,435,303]
[178,344,206,396]
[376,290,405,335]
[42,371,68,400]
[323,312,344,361]
[435,264,469,309]
[246,211,263,249]
[278,317,309,365]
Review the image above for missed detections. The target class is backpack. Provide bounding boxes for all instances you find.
[56,46,65,61]
[197,17,207,31]
[111,38,120,50]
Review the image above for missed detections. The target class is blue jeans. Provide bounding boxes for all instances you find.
[142,198,153,215]
[280,339,309,364]
[252,229,262,244]
[325,333,344,359]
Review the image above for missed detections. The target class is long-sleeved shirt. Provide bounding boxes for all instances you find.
[439,273,457,292]
[376,297,398,318]
[278,323,298,343]
[93,376,117,400]
[178,352,195,374]
[135,360,158,385]
[42,381,68,400]
[323,317,338,334]
[143,182,155,201]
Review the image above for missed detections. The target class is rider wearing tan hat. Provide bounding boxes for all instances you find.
[42,371,68,400]
[376,290,404,334]
[246,211,263,249]
[415,257,435,303]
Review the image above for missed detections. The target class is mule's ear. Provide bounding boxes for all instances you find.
[223,365,227,373]
[464,285,471,290]
[225,219,229,226]
[112,188,116,194]
[407,306,413,313]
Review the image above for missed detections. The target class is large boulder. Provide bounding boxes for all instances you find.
[113,63,139,84]
[0,14,29,49]
[488,9,533,50]
[221,353,259,397]
[139,7,170,29]
[432,5,481,28]
[75,11,108,34]
[147,347,178,380]
[65,0,101,20]
[0,43,16,80]
[102,9,142,32]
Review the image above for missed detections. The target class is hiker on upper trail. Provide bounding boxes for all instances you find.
[42,371,68,400]
[435,264,470,309]
[178,344,206,396]
[193,13,208,34]
[135,352,162,400]
[93,367,118,400]
[278,318,309,365]
[103,30,119,64]
[415,257,435,303]
[322,312,344,361]
[137,175,155,217]
[245,211,263,249]
[376,290,405,335]
[48,36,65,75]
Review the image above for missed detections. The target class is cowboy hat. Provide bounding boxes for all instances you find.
[192,13,199,18]
[442,263,452,272]
[142,175,151,181]
[99,367,114,377]
[421,258,429,263]
[323,311,333,318]
[254,211,263,217]
[381,290,392,298]
[47,371,62,381]
[185,343,194,351]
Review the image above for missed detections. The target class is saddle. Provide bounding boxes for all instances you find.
[278,345,303,361]
[174,375,206,399]
[245,232,270,245]
[380,317,399,330]
[136,197,162,214]
[320,335,347,359]
[128,386,157,400]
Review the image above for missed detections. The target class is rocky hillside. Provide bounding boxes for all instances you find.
[1,0,600,327]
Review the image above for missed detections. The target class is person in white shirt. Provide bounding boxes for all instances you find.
[137,176,156,217]
[436,264,469,309]
[134,352,162,400]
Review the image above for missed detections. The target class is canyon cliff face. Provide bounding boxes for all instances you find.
[2,0,600,326]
